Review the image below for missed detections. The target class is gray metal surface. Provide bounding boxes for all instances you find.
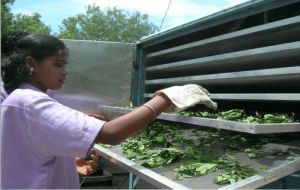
[139,0,300,46]
[93,145,190,190]
[218,157,300,189]
[129,1,300,188]
[50,40,135,111]
[144,93,300,101]
[94,136,300,189]
[158,113,300,134]
[210,93,300,101]
[97,106,300,134]
[145,66,300,85]
[133,0,300,106]
[146,41,300,74]
[146,16,300,62]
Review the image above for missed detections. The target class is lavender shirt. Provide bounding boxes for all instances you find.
[1,83,104,189]
[0,80,8,103]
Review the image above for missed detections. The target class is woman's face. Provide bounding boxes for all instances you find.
[31,51,69,92]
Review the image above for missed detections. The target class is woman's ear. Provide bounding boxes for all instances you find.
[24,56,36,69]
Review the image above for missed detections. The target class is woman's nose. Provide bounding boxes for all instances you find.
[62,68,68,75]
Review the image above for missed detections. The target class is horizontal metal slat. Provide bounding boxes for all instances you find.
[210,93,300,101]
[144,93,300,101]
[146,41,300,74]
[145,66,300,85]
[140,0,300,47]
[146,16,300,62]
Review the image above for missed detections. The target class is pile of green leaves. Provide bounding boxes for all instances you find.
[173,139,264,182]
[213,165,259,185]
[120,121,292,185]
[175,162,217,180]
[179,109,297,123]
[174,153,262,183]
[120,120,300,186]
[142,147,183,168]
[122,122,187,167]
[213,154,263,184]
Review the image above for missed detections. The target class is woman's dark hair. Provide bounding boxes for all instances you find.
[1,31,31,56]
[1,34,68,94]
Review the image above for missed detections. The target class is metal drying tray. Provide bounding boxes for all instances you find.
[97,105,300,134]
[94,141,300,189]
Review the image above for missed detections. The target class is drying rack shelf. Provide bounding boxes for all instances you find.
[98,105,300,134]
[94,137,300,189]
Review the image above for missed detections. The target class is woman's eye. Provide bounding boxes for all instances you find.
[55,63,67,68]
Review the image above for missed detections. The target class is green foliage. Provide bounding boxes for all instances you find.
[1,0,51,35]
[1,0,15,34]
[120,121,298,185]
[58,5,158,42]
[142,147,183,168]
[175,163,217,180]
[10,13,51,34]
[179,109,297,124]
[2,2,157,42]
[121,122,185,162]
[213,166,259,185]
[213,154,263,185]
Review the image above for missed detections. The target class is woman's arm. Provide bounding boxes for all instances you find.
[95,84,217,145]
[95,94,172,145]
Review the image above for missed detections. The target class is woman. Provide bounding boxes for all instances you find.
[1,31,101,178]
[1,34,217,188]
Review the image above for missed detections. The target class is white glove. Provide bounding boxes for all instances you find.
[154,84,217,112]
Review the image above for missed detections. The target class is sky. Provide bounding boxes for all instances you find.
[11,0,249,35]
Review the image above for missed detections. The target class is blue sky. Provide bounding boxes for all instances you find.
[11,0,248,35]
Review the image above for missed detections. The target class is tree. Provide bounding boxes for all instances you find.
[58,5,158,43]
[10,13,51,34]
[1,0,51,35]
[1,0,15,34]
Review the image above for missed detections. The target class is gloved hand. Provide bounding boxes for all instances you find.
[154,84,217,112]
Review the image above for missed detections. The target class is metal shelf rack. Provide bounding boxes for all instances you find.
[94,124,300,189]
[98,105,300,134]
[98,0,300,189]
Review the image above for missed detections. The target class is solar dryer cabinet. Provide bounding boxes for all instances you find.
[47,1,300,189]
[129,0,300,189]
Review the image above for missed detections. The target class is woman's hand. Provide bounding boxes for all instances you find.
[154,84,218,112]
[76,149,101,176]
[77,111,106,176]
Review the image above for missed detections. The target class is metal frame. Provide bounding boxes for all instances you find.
[146,42,300,74]
[138,0,300,46]
[94,144,300,189]
[93,145,190,190]
[145,66,300,85]
[146,16,300,64]
[133,0,300,106]
[218,157,300,189]
[144,93,300,101]
[127,1,300,188]
[98,106,300,134]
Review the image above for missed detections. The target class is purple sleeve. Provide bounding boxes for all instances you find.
[1,80,8,103]
[24,97,105,157]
